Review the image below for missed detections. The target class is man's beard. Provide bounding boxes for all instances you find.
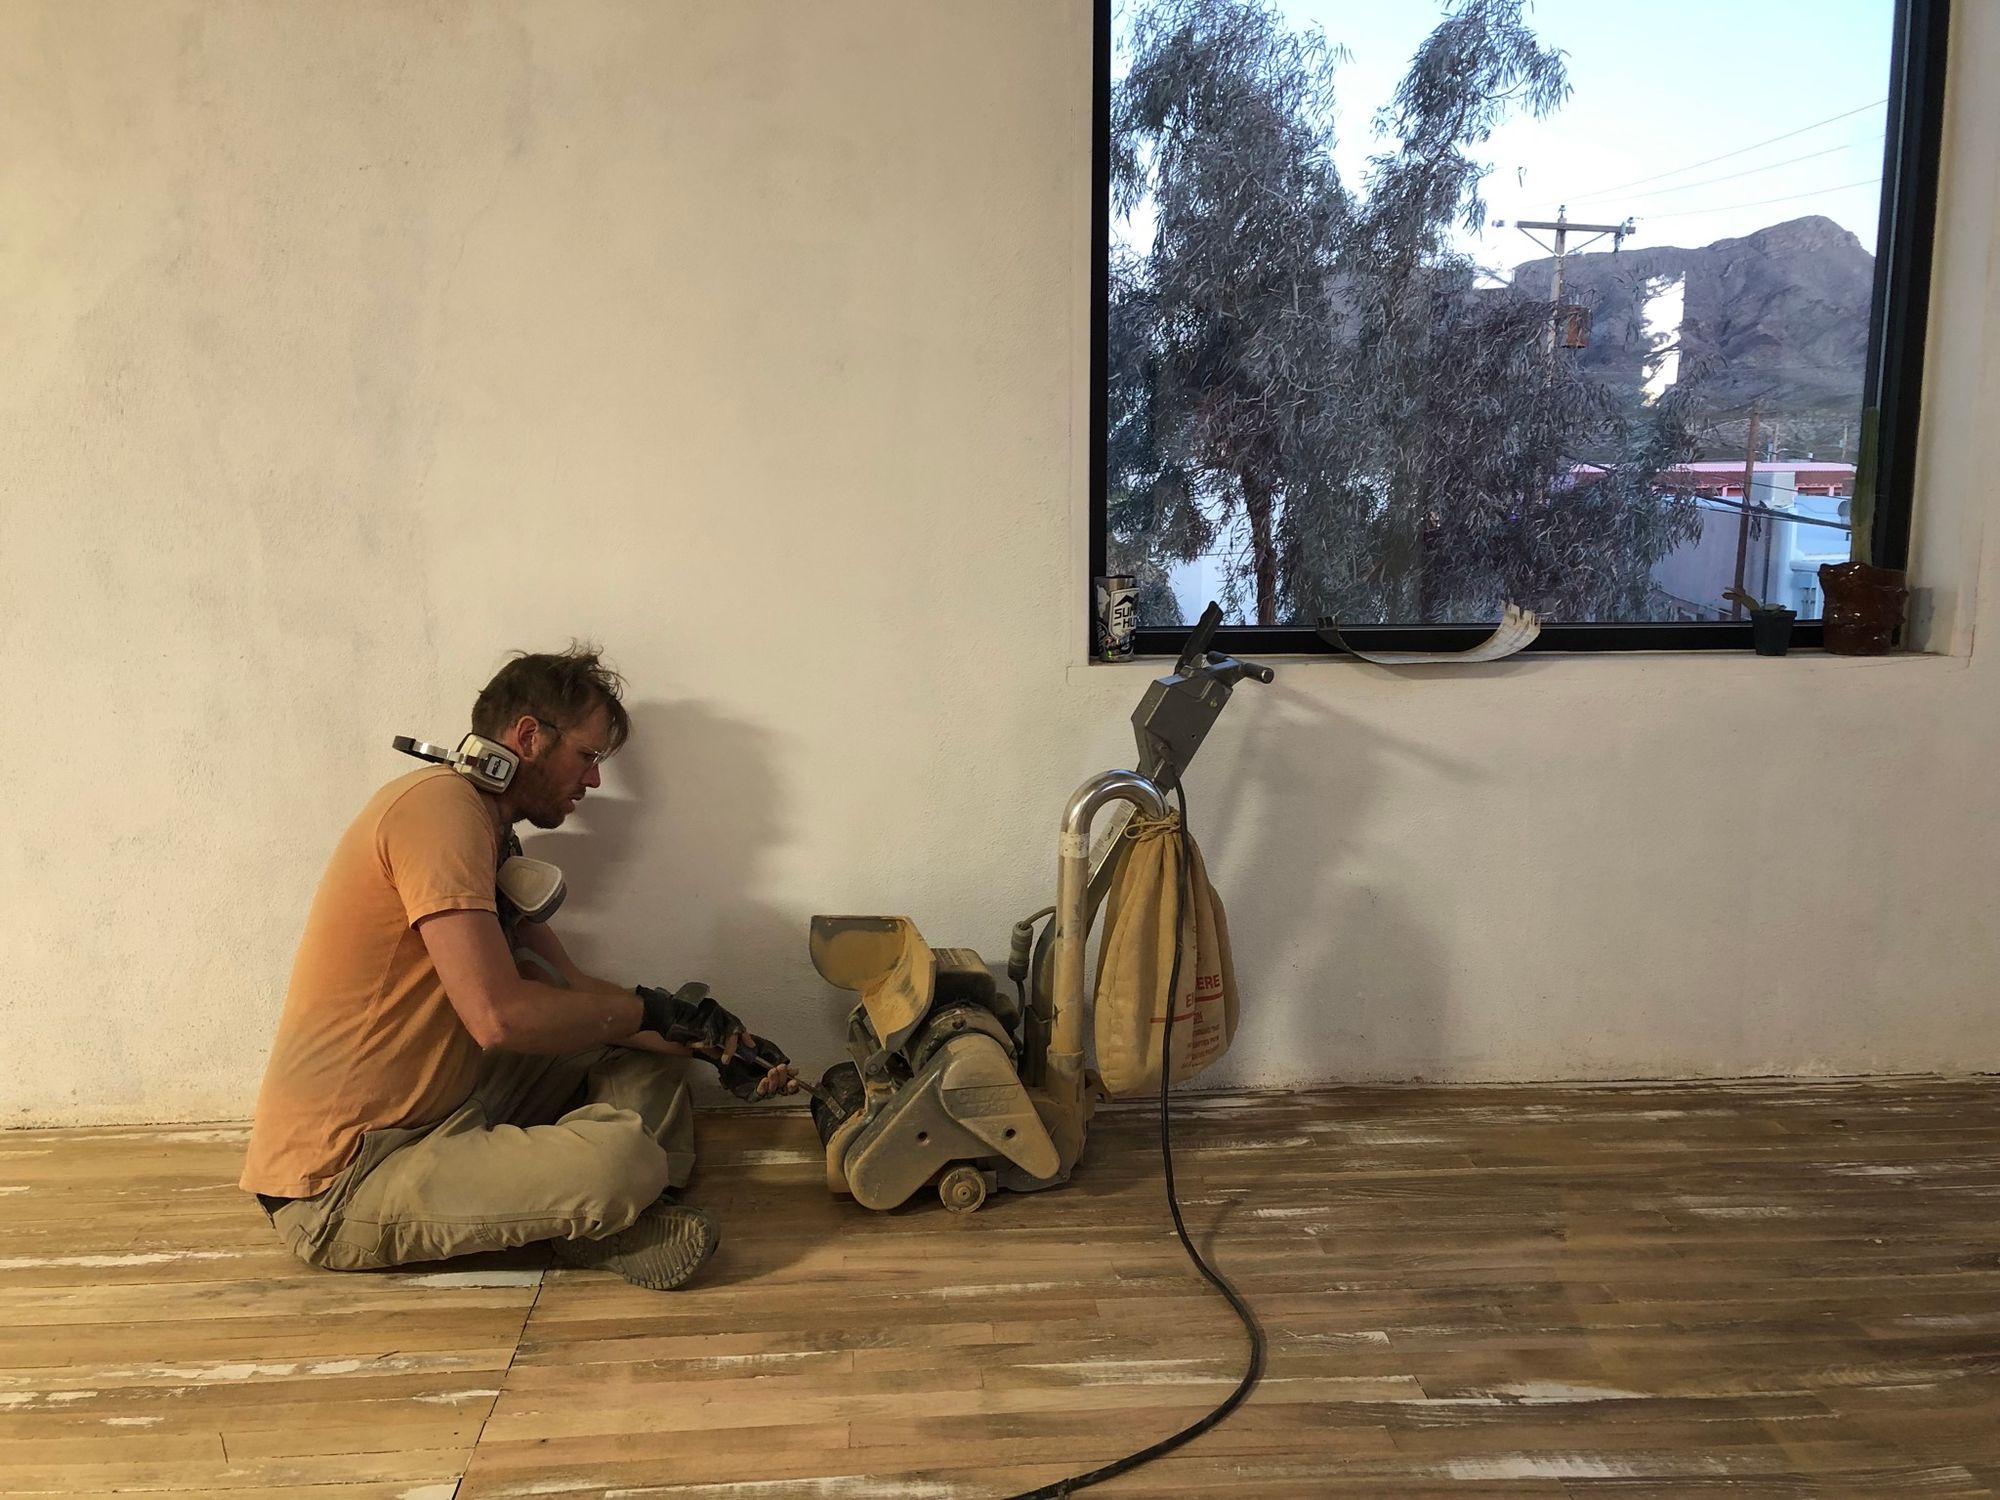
[516,758,572,830]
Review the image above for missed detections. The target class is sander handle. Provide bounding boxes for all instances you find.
[718,1033,837,1108]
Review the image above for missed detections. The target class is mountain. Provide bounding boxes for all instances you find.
[1508,215,1875,462]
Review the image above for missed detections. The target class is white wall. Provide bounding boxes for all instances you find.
[4,1,1997,1127]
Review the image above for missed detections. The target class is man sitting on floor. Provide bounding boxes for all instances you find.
[240,644,794,1290]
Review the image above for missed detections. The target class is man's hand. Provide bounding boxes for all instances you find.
[635,983,744,1050]
[637,983,801,1100]
[709,1030,801,1100]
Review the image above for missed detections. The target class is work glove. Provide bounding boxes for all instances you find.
[636,982,794,1100]
[636,982,744,1051]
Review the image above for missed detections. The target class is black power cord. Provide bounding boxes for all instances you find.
[1002,780,1266,1500]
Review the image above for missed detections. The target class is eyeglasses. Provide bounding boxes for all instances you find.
[535,718,610,767]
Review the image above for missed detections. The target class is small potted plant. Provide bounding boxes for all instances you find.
[1724,588,1797,657]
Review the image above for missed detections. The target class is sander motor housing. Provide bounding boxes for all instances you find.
[809,919,1063,1214]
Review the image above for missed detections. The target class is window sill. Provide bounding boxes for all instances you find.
[1067,646,1968,683]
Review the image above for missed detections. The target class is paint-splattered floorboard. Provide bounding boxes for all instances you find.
[3,1076,1999,1497]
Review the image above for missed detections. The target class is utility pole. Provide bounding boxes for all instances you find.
[1500,206,1636,363]
[1729,402,1762,619]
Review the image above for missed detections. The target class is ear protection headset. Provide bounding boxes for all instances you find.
[392,733,567,925]
[392,733,520,793]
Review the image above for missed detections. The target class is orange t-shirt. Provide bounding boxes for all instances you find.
[241,766,503,1197]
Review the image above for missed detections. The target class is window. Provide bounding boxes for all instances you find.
[1092,0,1949,654]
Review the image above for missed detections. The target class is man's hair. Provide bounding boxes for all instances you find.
[471,642,630,753]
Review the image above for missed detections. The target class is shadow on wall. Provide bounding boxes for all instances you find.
[517,698,833,1064]
[520,687,1481,1095]
[1190,687,1478,1087]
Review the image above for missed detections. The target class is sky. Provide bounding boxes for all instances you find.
[1114,0,1897,274]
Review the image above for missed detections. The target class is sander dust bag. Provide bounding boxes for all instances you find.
[1093,812,1239,1098]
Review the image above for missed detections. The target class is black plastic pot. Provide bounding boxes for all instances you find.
[1750,607,1797,657]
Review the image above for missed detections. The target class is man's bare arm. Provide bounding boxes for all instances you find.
[501,920,799,1097]
[418,909,644,1054]
[509,921,682,1056]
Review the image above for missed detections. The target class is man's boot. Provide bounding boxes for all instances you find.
[553,1200,719,1290]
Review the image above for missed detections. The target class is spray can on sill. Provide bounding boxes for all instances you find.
[1095,575,1139,662]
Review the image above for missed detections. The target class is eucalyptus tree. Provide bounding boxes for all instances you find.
[1111,0,1703,626]
[1108,0,1349,627]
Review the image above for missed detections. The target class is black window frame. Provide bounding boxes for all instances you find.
[1089,0,1952,658]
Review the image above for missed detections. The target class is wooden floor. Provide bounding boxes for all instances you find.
[3,1077,1999,1499]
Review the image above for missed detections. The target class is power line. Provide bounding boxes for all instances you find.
[1612,142,1867,204]
[1571,98,1886,200]
[1639,176,1882,221]
[1503,208,1635,367]
[1689,495,1851,533]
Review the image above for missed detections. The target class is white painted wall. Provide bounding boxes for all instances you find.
[4,1,1996,1126]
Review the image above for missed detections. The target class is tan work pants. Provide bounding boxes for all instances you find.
[267,1046,696,1271]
